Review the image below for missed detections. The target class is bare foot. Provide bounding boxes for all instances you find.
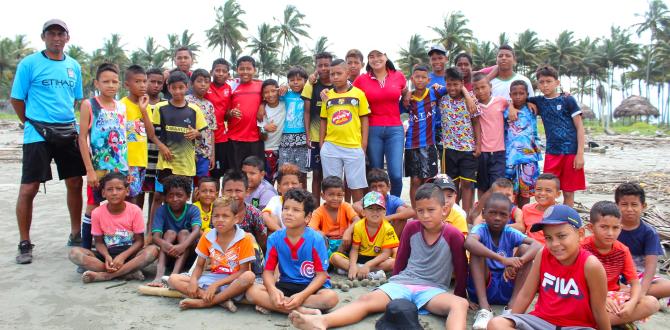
[146,280,166,288]
[289,310,327,330]
[124,270,145,281]
[81,271,108,284]
[220,300,238,312]
[179,298,207,310]
[296,306,322,315]
[469,301,479,311]
[255,305,271,315]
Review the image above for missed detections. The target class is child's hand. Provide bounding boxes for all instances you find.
[402,89,411,108]
[357,265,371,280]
[111,255,127,271]
[269,287,285,308]
[264,121,277,133]
[184,125,199,140]
[159,144,173,162]
[502,256,523,269]
[527,103,538,115]
[209,155,216,171]
[104,256,115,272]
[203,284,218,303]
[308,72,318,85]
[618,300,633,318]
[573,153,584,170]
[230,105,242,119]
[605,297,621,314]
[284,292,306,310]
[187,280,199,298]
[507,106,519,122]
[473,147,481,158]
[139,95,149,110]
[278,85,289,96]
[86,170,99,188]
[503,266,518,282]
[169,243,186,257]
[319,88,329,103]
[348,265,358,281]
[305,135,313,149]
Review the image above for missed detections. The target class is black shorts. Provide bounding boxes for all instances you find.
[228,140,265,171]
[21,141,86,184]
[210,142,231,179]
[404,146,438,179]
[309,142,321,171]
[276,281,321,297]
[477,151,506,191]
[442,149,477,183]
[93,245,133,261]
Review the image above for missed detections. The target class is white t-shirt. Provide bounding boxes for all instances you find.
[262,195,284,228]
[490,73,534,101]
[261,103,286,151]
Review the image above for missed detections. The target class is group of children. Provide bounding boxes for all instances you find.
[64,45,670,329]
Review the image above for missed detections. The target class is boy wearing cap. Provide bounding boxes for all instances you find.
[331,191,399,280]
[433,175,468,236]
[488,205,610,330]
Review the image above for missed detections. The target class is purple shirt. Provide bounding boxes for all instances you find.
[245,180,277,210]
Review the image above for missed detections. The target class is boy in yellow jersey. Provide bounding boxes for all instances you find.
[319,59,370,202]
[432,175,469,236]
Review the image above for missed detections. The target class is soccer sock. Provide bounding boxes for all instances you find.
[81,214,92,249]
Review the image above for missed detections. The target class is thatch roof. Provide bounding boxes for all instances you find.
[580,103,596,119]
[613,96,660,118]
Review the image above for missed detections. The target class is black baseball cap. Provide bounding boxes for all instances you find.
[375,299,423,330]
[430,175,457,192]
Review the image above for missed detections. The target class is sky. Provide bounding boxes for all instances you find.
[1,0,655,71]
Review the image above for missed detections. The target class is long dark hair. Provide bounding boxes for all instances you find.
[365,55,397,73]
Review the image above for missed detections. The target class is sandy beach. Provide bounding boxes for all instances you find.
[1,120,669,329]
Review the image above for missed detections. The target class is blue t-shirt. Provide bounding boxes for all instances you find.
[151,204,202,234]
[385,194,405,216]
[471,223,526,272]
[401,89,440,149]
[282,90,306,134]
[529,95,581,155]
[11,51,83,144]
[429,72,445,87]
[617,221,664,272]
[503,104,542,166]
[265,227,331,287]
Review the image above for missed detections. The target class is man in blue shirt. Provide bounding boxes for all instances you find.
[10,19,85,264]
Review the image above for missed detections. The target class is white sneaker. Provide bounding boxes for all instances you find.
[336,268,347,275]
[367,270,386,280]
[502,306,512,315]
[472,309,494,330]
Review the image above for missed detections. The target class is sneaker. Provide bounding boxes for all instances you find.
[367,270,386,280]
[76,266,86,274]
[67,233,82,247]
[502,306,512,316]
[16,240,34,264]
[472,308,494,330]
[336,268,347,275]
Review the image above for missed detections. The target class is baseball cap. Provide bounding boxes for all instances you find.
[375,299,423,330]
[530,205,583,232]
[43,19,69,33]
[363,191,386,209]
[428,44,447,56]
[367,46,386,57]
[431,174,456,192]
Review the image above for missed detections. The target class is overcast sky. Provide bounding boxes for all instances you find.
[2,0,653,70]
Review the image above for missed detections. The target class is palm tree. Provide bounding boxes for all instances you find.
[543,30,579,77]
[514,29,542,77]
[100,34,128,68]
[275,5,310,68]
[282,45,313,74]
[311,36,330,55]
[248,23,280,78]
[131,37,168,69]
[67,45,94,97]
[496,32,511,48]
[398,34,429,77]
[207,0,247,58]
[471,41,497,70]
[569,37,603,104]
[430,11,474,58]
[635,0,669,97]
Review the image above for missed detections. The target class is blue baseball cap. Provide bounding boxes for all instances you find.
[530,205,582,232]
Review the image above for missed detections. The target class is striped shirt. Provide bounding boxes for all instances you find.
[582,235,637,291]
[403,89,440,149]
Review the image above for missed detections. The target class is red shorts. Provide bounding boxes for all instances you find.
[86,185,104,206]
[543,154,585,192]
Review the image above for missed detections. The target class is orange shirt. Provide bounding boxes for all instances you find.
[309,202,358,239]
[522,202,549,244]
[195,225,256,274]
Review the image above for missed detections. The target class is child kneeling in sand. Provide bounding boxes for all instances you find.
[246,188,339,314]
[290,183,469,329]
[330,191,398,280]
[69,173,158,283]
[168,196,256,310]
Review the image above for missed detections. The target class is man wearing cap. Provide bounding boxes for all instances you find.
[427,45,448,87]
[11,19,85,264]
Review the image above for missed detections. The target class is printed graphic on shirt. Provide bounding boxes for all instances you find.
[541,272,583,299]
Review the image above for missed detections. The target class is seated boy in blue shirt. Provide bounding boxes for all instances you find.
[245,188,339,314]
[465,193,541,330]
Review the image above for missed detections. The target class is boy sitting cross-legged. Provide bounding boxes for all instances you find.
[465,193,541,329]
[168,196,256,311]
[245,188,339,314]
[289,183,469,330]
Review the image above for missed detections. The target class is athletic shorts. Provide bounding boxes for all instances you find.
[127,166,145,197]
[21,141,86,184]
[86,184,105,206]
[320,142,367,189]
[327,239,343,257]
[477,151,506,191]
[278,134,309,173]
[197,273,245,301]
[228,140,265,171]
[404,146,438,179]
[441,149,477,183]
[275,281,324,297]
[543,154,585,192]
[506,162,539,198]
[308,142,321,171]
[264,150,279,183]
[195,154,210,178]
[93,245,132,261]
[502,313,594,330]
[210,142,230,179]
[378,282,446,314]
[466,270,513,305]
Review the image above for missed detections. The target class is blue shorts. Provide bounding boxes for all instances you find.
[196,154,210,177]
[466,270,513,305]
[197,273,244,301]
[327,239,342,257]
[154,179,163,193]
[378,282,446,314]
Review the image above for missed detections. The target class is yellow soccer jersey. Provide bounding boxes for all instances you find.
[121,97,149,167]
[352,218,399,257]
[320,86,370,148]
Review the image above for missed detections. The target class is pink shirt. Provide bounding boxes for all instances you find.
[353,70,406,126]
[228,80,262,142]
[91,202,145,249]
[478,96,507,152]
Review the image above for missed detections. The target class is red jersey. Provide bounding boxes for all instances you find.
[205,82,232,143]
[228,80,262,142]
[353,70,406,127]
[531,247,596,328]
[581,236,637,291]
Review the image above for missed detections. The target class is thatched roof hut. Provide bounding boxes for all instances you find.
[580,104,596,119]
[613,96,660,118]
